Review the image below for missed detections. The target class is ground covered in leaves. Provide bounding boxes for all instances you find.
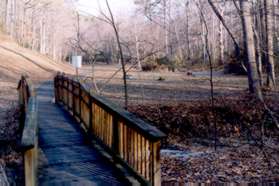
[0,106,24,185]
[129,94,279,184]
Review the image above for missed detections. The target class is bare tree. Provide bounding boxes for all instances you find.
[195,0,217,150]
[208,0,241,57]
[98,0,129,109]
[265,0,276,88]
[240,0,263,99]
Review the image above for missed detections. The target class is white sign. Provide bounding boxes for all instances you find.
[72,56,82,68]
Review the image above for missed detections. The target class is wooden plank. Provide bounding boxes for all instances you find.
[112,116,119,154]
[118,122,123,158]
[142,137,146,179]
[79,83,81,118]
[109,115,113,147]
[104,111,108,145]
[134,132,137,171]
[123,124,127,161]
[146,140,150,181]
[24,148,36,186]
[137,133,141,174]
[151,142,161,186]
[67,79,69,109]
[89,97,93,135]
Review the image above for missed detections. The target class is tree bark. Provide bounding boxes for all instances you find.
[240,0,263,99]
[254,0,264,85]
[218,2,225,65]
[265,0,276,88]
[134,22,142,70]
[105,0,128,109]
[185,1,191,62]
[163,0,169,57]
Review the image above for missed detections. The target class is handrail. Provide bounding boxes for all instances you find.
[18,75,38,186]
[54,73,166,186]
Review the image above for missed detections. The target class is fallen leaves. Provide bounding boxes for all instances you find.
[129,94,279,184]
[129,94,279,147]
[0,106,24,184]
[161,145,279,183]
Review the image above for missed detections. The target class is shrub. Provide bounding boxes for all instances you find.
[142,57,159,71]
[224,62,247,75]
[157,76,166,81]
[156,56,170,66]
[142,63,158,71]
[142,56,178,72]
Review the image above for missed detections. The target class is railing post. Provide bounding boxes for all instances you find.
[73,81,76,117]
[79,82,82,119]
[89,96,93,134]
[18,77,25,133]
[67,78,69,110]
[23,82,29,112]
[18,78,24,106]
[59,76,62,103]
[151,141,161,186]
[54,75,58,104]
[71,80,74,112]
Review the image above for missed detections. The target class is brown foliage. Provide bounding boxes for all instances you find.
[129,95,279,146]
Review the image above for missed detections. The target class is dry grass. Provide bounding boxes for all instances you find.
[80,64,257,106]
[0,33,74,110]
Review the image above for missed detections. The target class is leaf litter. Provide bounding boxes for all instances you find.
[129,93,279,184]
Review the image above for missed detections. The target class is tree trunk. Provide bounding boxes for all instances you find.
[134,22,142,70]
[218,2,225,65]
[6,0,10,34]
[265,0,276,88]
[254,0,264,85]
[3,0,8,31]
[163,0,169,57]
[240,0,263,99]
[105,0,128,109]
[185,2,191,62]
[40,17,46,54]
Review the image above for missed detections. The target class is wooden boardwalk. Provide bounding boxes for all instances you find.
[36,81,130,185]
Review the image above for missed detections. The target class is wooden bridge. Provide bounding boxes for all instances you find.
[18,74,165,186]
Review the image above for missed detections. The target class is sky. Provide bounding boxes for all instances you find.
[75,0,136,16]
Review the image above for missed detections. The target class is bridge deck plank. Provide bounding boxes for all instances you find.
[37,82,129,185]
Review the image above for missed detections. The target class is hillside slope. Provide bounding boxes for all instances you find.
[0,33,74,109]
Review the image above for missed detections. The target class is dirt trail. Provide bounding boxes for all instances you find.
[0,33,74,110]
[0,33,74,184]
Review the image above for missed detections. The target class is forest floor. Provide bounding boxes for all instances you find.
[0,33,74,184]
[81,64,279,184]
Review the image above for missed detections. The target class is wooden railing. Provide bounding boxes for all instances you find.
[18,76,38,186]
[54,73,166,186]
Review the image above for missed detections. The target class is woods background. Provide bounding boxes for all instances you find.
[0,0,278,96]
